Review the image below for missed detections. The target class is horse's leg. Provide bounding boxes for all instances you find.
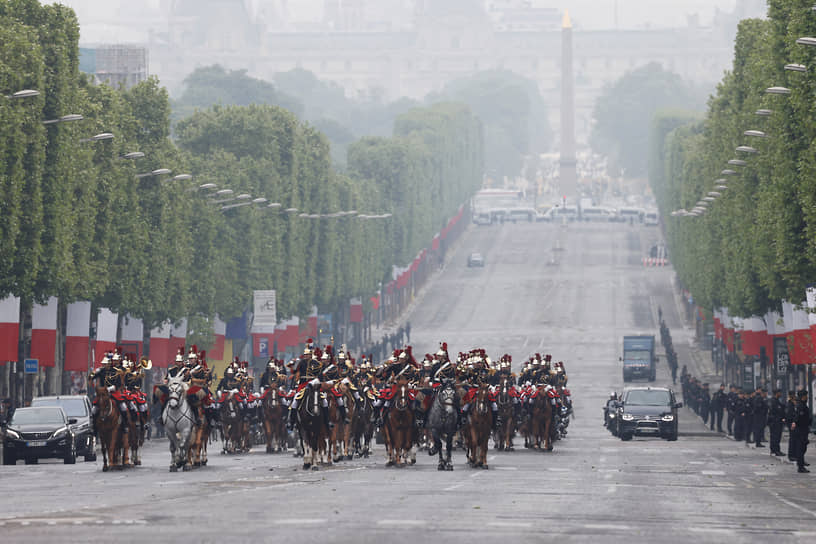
[445,433,454,470]
[264,414,273,453]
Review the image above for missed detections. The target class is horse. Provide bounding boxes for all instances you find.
[326,389,343,465]
[93,386,123,472]
[338,384,356,461]
[383,383,414,467]
[467,383,492,469]
[261,387,286,453]
[162,375,195,472]
[296,382,327,470]
[189,402,211,467]
[529,385,553,452]
[427,379,459,471]
[129,394,149,466]
[220,393,243,454]
[494,377,515,451]
[352,386,376,458]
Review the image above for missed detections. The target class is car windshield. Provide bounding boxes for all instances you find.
[625,350,650,361]
[32,398,88,417]
[626,390,671,406]
[10,407,65,426]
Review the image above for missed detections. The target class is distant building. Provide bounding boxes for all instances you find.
[79,45,149,90]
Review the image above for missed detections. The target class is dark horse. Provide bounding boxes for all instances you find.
[494,377,515,452]
[427,379,459,471]
[296,383,326,470]
[352,388,375,458]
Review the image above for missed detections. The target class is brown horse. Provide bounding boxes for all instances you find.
[494,377,515,452]
[529,386,553,451]
[94,386,128,471]
[326,390,343,465]
[338,385,356,460]
[467,384,492,469]
[383,383,414,467]
[189,413,210,467]
[262,388,286,453]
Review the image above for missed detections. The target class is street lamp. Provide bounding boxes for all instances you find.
[736,146,758,153]
[42,114,83,125]
[284,208,298,213]
[721,169,738,175]
[744,130,767,138]
[796,37,816,46]
[755,109,773,116]
[708,192,722,197]
[121,151,145,159]
[785,63,807,73]
[266,202,282,209]
[135,167,172,179]
[727,159,747,166]
[171,174,192,181]
[4,89,40,99]
[715,185,728,190]
[765,86,791,95]
[79,132,114,143]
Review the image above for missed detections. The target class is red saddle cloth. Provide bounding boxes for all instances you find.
[111,390,132,402]
[508,387,521,399]
[379,384,417,401]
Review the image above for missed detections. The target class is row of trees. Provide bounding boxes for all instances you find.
[650,2,816,317]
[174,65,536,178]
[0,0,484,340]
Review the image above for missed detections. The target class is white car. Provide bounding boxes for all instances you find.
[467,253,485,267]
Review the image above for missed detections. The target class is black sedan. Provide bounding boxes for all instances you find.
[31,395,96,461]
[617,387,681,441]
[2,406,77,465]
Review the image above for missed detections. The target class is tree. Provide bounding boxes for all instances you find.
[592,62,708,178]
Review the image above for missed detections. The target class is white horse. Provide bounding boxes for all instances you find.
[162,374,195,472]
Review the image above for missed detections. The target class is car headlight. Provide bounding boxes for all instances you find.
[5,428,20,439]
[609,413,616,419]
[661,415,675,422]
[621,413,634,421]
[52,427,69,439]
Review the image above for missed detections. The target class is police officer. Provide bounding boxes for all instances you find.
[726,384,738,435]
[752,387,768,448]
[790,389,812,473]
[742,389,754,446]
[710,383,726,432]
[786,391,797,461]
[767,389,786,456]
[699,383,711,425]
[733,389,745,442]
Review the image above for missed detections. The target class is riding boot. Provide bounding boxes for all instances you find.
[286,409,295,430]
[323,406,334,429]
[339,404,350,424]
[414,408,425,428]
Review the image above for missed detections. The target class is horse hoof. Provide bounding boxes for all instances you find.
[134,460,142,466]
[546,446,553,452]
[345,455,353,461]
[410,458,416,465]
[438,464,446,471]
[183,465,192,472]
[446,465,454,471]
[170,466,177,472]
[303,463,311,470]
[102,466,109,472]
[311,465,319,471]
[386,461,394,467]
[193,461,201,467]
[483,464,489,470]
[266,447,272,454]
[507,447,514,452]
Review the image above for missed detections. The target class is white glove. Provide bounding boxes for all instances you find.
[310,378,320,386]
[342,378,351,385]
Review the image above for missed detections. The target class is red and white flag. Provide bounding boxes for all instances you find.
[95,308,118,365]
[120,314,144,361]
[149,322,172,368]
[784,300,814,365]
[170,319,187,358]
[31,296,58,367]
[350,297,363,324]
[65,301,91,372]
[211,316,226,360]
[0,295,20,362]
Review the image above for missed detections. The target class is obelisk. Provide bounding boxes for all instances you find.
[559,9,577,202]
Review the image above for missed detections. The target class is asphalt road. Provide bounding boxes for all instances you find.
[1,220,814,543]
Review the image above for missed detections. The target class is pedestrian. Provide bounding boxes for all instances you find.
[752,388,768,448]
[726,384,738,435]
[743,390,755,446]
[734,390,746,442]
[786,391,797,461]
[710,384,726,432]
[790,389,812,473]
[767,389,786,456]
[405,321,411,343]
[699,383,711,426]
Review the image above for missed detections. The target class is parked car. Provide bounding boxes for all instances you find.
[467,252,485,267]
[2,406,77,465]
[616,387,681,441]
[31,395,96,461]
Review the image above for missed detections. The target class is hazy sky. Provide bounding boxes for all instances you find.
[55,0,747,42]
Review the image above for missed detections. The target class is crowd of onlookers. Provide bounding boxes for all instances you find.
[659,313,812,473]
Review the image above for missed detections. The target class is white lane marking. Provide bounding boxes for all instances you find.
[444,482,467,491]
[793,532,816,538]
[688,461,704,465]
[488,455,496,461]
[548,467,571,472]
[701,470,725,476]
[606,485,616,494]
[378,520,424,527]
[488,521,532,528]
[273,519,327,525]
[688,527,735,535]
[495,466,517,471]
[765,489,816,519]
[584,524,631,531]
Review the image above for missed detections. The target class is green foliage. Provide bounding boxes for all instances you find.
[593,62,709,178]
[652,9,816,319]
[428,70,551,179]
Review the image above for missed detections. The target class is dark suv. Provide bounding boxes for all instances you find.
[617,387,681,441]
[31,395,96,461]
[2,406,77,464]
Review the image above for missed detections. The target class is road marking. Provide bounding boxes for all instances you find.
[688,461,704,465]
[444,482,467,491]
[765,489,816,519]
[701,470,725,476]
[688,527,735,535]
[753,471,777,476]
[378,520,424,527]
[606,485,617,494]
[488,521,532,528]
[583,523,631,531]
[273,519,327,525]
[547,467,571,472]
[495,466,517,470]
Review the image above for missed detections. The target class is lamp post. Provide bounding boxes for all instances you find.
[4,89,40,99]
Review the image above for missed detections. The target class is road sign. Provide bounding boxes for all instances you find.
[24,358,38,374]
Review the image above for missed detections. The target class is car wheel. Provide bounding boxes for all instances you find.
[666,432,678,441]
[2,453,15,465]
[24,457,38,465]
[620,433,633,441]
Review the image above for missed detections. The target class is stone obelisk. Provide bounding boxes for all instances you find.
[559,9,577,202]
